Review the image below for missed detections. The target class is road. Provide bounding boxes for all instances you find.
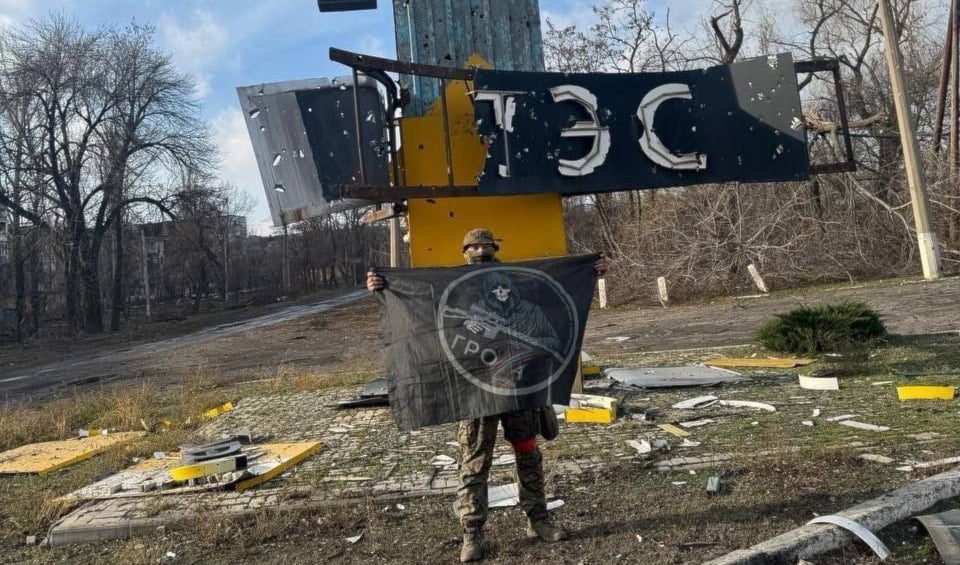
[3,274,960,402]
[0,290,366,401]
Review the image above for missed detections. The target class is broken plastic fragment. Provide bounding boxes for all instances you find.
[673,396,719,410]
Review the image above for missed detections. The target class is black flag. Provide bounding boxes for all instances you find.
[377,254,598,430]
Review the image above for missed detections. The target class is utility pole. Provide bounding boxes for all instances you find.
[877,0,942,280]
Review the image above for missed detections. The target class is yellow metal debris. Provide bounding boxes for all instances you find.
[565,394,617,424]
[235,441,323,491]
[705,357,816,369]
[897,386,955,401]
[201,401,234,420]
[0,432,146,475]
[657,424,691,437]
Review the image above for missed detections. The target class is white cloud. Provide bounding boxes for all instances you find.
[159,9,235,99]
[211,106,273,236]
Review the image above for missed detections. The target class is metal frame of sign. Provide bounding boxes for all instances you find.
[329,47,856,202]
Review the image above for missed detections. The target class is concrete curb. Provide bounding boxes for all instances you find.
[704,467,960,564]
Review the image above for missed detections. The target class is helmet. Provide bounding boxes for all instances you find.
[462,228,500,251]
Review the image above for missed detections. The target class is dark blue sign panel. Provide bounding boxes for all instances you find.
[472,53,808,196]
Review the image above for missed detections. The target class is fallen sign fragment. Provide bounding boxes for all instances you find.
[915,509,960,565]
[564,394,617,424]
[59,442,322,501]
[897,385,955,401]
[605,366,746,389]
[718,400,776,412]
[703,465,960,565]
[202,401,234,420]
[837,420,889,432]
[807,515,891,560]
[706,357,816,369]
[798,375,839,391]
[0,432,145,475]
[657,424,691,437]
[673,396,719,410]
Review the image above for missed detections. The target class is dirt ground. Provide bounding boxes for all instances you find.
[2,274,960,564]
[4,273,959,404]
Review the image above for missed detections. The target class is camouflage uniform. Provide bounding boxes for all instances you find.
[456,410,549,531]
[456,230,554,531]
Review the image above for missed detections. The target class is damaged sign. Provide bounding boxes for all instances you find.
[473,53,808,196]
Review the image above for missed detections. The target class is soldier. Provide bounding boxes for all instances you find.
[367,228,608,563]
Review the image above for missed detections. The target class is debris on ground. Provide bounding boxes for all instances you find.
[336,378,390,409]
[837,420,889,432]
[799,374,839,391]
[706,357,816,369]
[679,419,715,428]
[673,396,719,410]
[718,400,776,412]
[202,401,234,420]
[0,432,146,475]
[859,454,895,464]
[897,385,955,400]
[345,530,364,544]
[605,366,746,389]
[59,441,321,500]
[915,509,960,565]
[565,394,617,424]
[657,424,690,437]
[627,439,668,455]
[807,515,891,560]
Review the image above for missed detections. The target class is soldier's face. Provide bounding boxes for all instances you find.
[464,243,497,264]
[492,285,511,302]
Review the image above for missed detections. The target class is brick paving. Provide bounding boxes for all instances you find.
[50,384,727,545]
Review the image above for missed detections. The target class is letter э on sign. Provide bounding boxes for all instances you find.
[471,52,808,196]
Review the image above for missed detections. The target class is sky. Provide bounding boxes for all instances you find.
[1,0,714,235]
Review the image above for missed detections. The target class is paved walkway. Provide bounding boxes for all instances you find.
[49,384,725,545]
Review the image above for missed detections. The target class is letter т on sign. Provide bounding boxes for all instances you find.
[472,53,809,196]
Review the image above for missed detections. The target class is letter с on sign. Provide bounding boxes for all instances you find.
[472,53,809,196]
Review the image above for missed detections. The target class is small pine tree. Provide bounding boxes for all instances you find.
[757,302,886,356]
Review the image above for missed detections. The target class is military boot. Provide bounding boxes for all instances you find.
[460,528,483,563]
[526,517,569,542]
[515,447,569,542]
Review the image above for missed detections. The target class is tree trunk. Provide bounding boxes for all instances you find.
[12,212,25,343]
[110,215,124,331]
[81,237,104,333]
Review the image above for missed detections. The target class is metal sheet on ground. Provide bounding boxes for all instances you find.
[0,432,146,475]
[916,510,960,565]
[605,366,746,388]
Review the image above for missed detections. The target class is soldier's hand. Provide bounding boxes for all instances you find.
[465,319,485,334]
[594,255,610,277]
[366,270,385,292]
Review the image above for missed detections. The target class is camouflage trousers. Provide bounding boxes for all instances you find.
[456,409,548,531]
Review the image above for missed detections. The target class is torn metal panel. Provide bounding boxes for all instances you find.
[236,77,387,225]
[916,510,960,565]
[0,432,145,475]
[606,366,746,389]
[806,515,891,560]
